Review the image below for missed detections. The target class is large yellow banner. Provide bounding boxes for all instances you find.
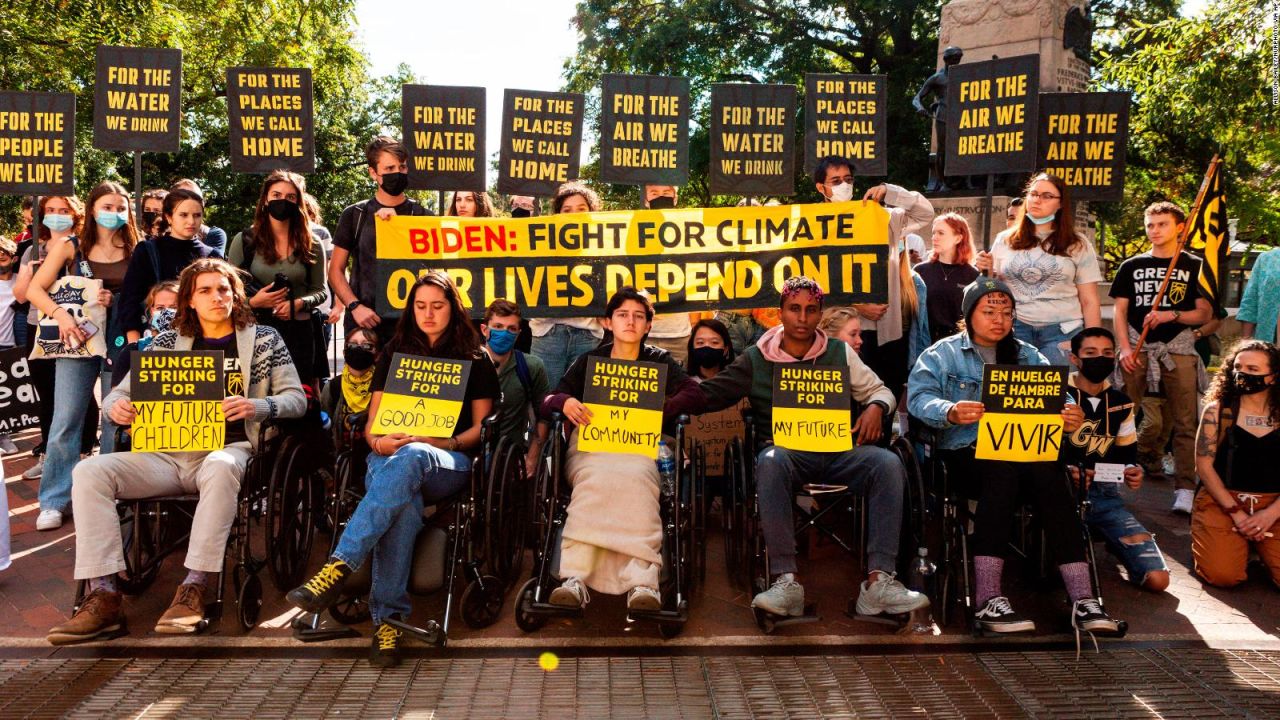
[374,200,890,317]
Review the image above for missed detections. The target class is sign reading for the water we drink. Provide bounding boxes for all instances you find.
[975,364,1067,462]
[771,365,852,452]
[579,356,667,458]
[371,354,471,438]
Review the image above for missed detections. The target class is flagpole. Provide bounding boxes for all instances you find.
[1133,154,1222,356]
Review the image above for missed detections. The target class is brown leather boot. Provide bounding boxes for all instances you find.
[47,589,125,645]
[155,583,207,634]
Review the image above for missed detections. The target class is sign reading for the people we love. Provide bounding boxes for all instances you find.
[1037,91,1130,202]
[402,84,486,191]
[710,83,797,196]
[0,91,75,195]
[975,364,1068,462]
[804,73,887,177]
[498,89,584,196]
[371,354,471,438]
[226,66,315,173]
[945,54,1039,176]
[93,45,182,152]
[131,351,226,453]
[771,365,852,453]
[579,357,668,458]
[599,74,690,186]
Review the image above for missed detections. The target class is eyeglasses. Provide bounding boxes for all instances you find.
[825,176,854,186]
[1027,191,1060,201]
[345,342,375,352]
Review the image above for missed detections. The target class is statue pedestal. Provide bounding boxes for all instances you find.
[938,0,1091,94]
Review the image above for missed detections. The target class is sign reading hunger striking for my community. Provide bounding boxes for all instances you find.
[578,357,668,458]
[373,201,892,318]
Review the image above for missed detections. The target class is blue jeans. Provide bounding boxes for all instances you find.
[1086,483,1168,585]
[332,443,470,624]
[40,357,106,512]
[754,444,905,575]
[1013,319,1076,365]
[531,325,600,388]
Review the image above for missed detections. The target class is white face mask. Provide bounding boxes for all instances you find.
[828,182,854,202]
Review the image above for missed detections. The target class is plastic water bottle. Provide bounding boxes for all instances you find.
[656,441,676,498]
[909,547,935,595]
[320,410,332,432]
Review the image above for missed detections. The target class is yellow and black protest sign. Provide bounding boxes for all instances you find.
[689,400,748,475]
[374,200,890,318]
[131,350,226,453]
[402,84,486,191]
[771,365,852,452]
[226,66,315,173]
[975,364,1067,462]
[371,354,471,438]
[579,356,668,458]
[93,45,182,152]
[804,73,886,176]
[710,83,797,196]
[945,54,1039,176]
[599,74,689,186]
[1037,92,1130,202]
[0,91,75,195]
[497,89,584,196]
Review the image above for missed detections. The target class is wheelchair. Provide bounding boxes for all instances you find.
[514,412,706,639]
[296,412,528,647]
[722,408,927,633]
[74,413,331,632]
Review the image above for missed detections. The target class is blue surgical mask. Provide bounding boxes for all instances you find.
[487,328,518,355]
[42,214,73,233]
[95,210,129,230]
[150,307,176,334]
[1027,211,1055,226]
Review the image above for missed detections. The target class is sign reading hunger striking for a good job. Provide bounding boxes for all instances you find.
[371,354,471,438]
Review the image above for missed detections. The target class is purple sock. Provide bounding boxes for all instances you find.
[1059,562,1093,602]
[974,555,1004,607]
[183,570,209,587]
[88,575,117,594]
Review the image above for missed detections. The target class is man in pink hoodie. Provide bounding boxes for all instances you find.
[670,276,928,619]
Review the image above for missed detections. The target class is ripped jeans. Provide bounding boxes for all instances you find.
[1086,483,1168,585]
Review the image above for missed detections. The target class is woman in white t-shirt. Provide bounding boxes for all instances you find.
[976,172,1102,364]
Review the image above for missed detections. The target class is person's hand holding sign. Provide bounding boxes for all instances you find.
[562,397,594,427]
[222,396,256,422]
[852,403,883,446]
[371,432,416,456]
[861,183,888,203]
[974,251,994,274]
[109,397,137,426]
[853,303,888,322]
[1061,403,1084,433]
[1124,465,1144,490]
[946,400,985,425]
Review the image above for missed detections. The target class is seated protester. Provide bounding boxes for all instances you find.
[686,318,734,381]
[540,287,700,612]
[1192,340,1280,588]
[318,327,380,436]
[46,259,306,644]
[287,271,500,667]
[480,299,549,479]
[819,306,864,356]
[908,278,1120,634]
[109,280,179,389]
[669,277,928,619]
[1064,327,1170,592]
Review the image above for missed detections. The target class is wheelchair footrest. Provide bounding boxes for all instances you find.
[522,600,586,620]
[753,603,820,633]
[626,605,687,625]
[385,617,446,647]
[845,598,912,628]
[291,613,361,643]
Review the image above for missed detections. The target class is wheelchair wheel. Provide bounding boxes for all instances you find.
[690,442,708,586]
[235,567,263,630]
[723,441,745,589]
[265,438,323,591]
[486,439,528,587]
[460,575,505,629]
[889,435,928,572]
[514,577,547,632]
[118,501,167,595]
[329,595,371,625]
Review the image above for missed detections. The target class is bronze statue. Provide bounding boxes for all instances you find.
[914,46,964,192]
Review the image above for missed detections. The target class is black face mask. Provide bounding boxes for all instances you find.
[689,346,728,372]
[1079,356,1116,384]
[266,198,300,222]
[380,172,409,196]
[344,345,376,371]
[510,207,531,218]
[1234,371,1273,396]
[648,196,676,210]
[141,210,158,228]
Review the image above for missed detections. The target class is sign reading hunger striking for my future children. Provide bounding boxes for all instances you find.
[93,45,182,152]
[599,74,690,186]
[1037,91,1130,202]
[944,54,1039,176]
[371,354,472,438]
[975,364,1068,462]
[710,83,797,196]
[402,84,486,191]
[226,66,315,173]
[497,89,584,196]
[373,201,891,318]
[578,356,668,458]
[804,73,887,177]
[771,365,853,452]
[131,351,226,453]
[0,91,75,195]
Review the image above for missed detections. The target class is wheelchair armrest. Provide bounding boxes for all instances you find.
[673,413,691,427]
[344,412,368,431]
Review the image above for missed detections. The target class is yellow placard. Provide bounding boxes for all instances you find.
[370,393,465,438]
[975,412,1064,462]
[577,404,664,458]
[132,400,226,452]
[771,405,852,453]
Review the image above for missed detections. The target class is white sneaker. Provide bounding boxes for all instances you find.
[548,577,590,609]
[1172,488,1194,515]
[751,573,804,616]
[36,509,63,531]
[856,572,930,615]
[22,456,43,480]
[626,586,661,612]
[0,435,18,455]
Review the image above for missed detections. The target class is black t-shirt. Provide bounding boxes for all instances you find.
[914,260,980,343]
[371,347,501,441]
[193,333,247,445]
[332,197,429,309]
[1109,251,1204,345]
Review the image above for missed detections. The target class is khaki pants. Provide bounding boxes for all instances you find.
[646,335,690,368]
[1122,352,1199,491]
[1136,395,1175,472]
[70,443,252,579]
[1192,490,1280,587]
